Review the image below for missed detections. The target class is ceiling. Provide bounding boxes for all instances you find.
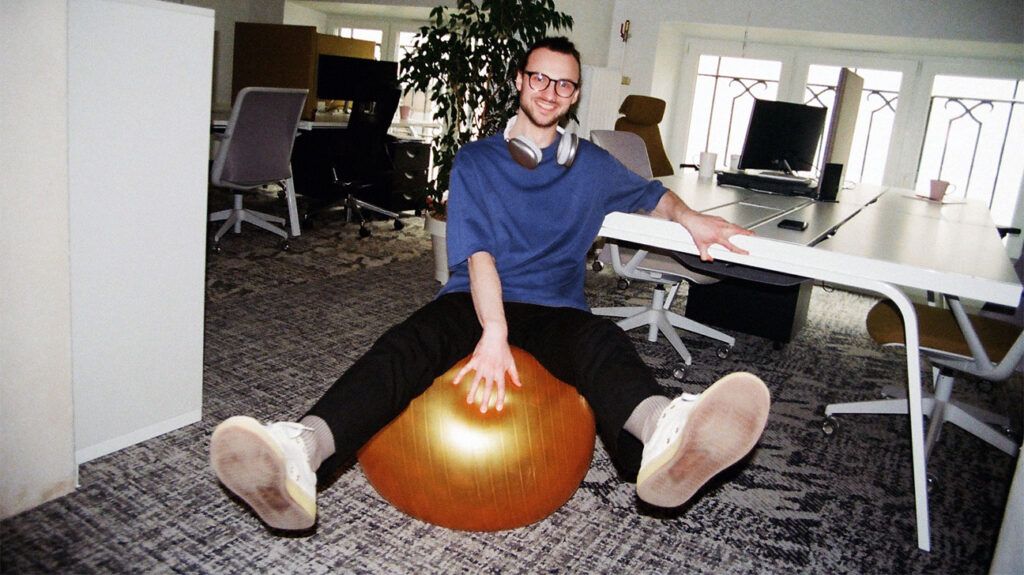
[289,1,444,20]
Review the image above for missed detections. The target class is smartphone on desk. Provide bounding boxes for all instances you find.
[777,218,808,231]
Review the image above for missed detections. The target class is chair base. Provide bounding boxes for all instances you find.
[592,286,734,365]
[210,193,289,243]
[826,372,1018,458]
[304,191,406,238]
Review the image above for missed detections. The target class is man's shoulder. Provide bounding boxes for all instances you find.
[457,133,505,158]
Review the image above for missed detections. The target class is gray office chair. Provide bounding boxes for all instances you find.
[589,130,734,379]
[824,295,1023,463]
[209,87,307,251]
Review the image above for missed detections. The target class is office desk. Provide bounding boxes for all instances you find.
[660,176,879,341]
[599,173,1021,551]
[211,115,434,235]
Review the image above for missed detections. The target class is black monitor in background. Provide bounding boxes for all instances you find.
[316,55,398,102]
[738,99,827,174]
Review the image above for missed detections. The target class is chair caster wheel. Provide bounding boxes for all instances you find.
[592,260,604,272]
[617,278,630,290]
[927,473,937,493]
[672,366,687,381]
[359,226,371,238]
[211,242,222,254]
[716,345,731,359]
[821,416,838,436]
[394,219,404,231]
[279,240,290,251]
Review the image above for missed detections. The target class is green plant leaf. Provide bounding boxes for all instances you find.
[398,0,574,215]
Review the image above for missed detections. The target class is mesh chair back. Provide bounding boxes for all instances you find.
[334,88,401,180]
[212,87,308,190]
[590,130,654,179]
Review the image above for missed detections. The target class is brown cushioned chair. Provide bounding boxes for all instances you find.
[824,297,1022,460]
[615,95,674,177]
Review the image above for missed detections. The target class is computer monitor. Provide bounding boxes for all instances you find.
[738,99,827,174]
[316,55,398,103]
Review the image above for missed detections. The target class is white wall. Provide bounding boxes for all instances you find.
[68,0,213,464]
[0,0,77,519]
[607,0,1023,103]
[182,0,286,111]
[555,0,614,68]
[284,0,329,31]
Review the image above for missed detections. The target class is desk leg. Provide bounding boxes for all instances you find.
[285,172,301,238]
[886,288,930,551]
[824,278,930,551]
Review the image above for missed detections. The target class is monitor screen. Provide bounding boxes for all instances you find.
[316,55,398,102]
[738,99,827,174]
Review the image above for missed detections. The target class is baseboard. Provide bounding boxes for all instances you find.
[75,409,202,464]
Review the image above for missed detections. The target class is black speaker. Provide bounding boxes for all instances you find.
[818,163,843,202]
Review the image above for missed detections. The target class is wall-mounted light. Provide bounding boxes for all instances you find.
[619,20,630,43]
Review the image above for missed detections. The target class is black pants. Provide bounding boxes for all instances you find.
[306,292,660,482]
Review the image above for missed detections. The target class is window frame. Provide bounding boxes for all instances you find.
[671,37,1024,257]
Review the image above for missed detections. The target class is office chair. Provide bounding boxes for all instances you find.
[614,95,675,178]
[824,295,1023,466]
[589,130,734,380]
[209,87,307,251]
[327,88,406,238]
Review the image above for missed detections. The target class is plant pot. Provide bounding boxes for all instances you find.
[425,213,449,284]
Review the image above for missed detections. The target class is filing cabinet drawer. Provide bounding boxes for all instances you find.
[390,140,431,171]
[390,168,429,191]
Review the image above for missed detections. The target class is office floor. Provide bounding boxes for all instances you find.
[1,215,1020,574]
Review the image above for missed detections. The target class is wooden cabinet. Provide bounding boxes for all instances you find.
[232,23,375,120]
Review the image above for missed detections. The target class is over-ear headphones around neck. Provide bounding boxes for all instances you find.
[503,116,579,170]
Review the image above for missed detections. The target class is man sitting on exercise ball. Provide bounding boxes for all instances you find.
[209,36,771,531]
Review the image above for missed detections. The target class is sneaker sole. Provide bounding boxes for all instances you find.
[210,416,316,530]
[636,372,770,508]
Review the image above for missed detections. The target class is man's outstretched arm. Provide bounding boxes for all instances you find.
[452,251,522,412]
[650,190,753,261]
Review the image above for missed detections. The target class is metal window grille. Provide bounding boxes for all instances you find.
[917,78,1024,220]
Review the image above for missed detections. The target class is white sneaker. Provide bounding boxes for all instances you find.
[210,416,317,530]
[636,372,770,508]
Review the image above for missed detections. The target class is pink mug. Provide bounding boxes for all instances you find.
[929,179,955,201]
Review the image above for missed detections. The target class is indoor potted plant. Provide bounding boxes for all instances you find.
[400,0,573,282]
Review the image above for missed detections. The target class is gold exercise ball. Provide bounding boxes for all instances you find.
[358,347,596,531]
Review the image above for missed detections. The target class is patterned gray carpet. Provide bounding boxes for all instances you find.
[2,212,1021,574]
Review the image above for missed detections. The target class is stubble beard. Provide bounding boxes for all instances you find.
[519,97,564,130]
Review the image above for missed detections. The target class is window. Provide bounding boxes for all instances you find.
[917,76,1024,223]
[335,27,384,60]
[684,55,781,169]
[396,31,432,121]
[805,65,902,184]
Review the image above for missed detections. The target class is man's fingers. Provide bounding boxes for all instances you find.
[478,379,493,413]
[509,366,523,388]
[466,374,481,404]
[452,363,472,387]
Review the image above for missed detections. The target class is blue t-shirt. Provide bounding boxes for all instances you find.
[437,132,667,311]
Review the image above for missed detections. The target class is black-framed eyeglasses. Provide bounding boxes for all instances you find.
[523,70,579,98]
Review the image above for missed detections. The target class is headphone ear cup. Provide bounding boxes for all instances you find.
[508,137,542,169]
[556,132,579,168]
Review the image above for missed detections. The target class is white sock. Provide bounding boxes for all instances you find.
[624,395,671,444]
[297,415,335,471]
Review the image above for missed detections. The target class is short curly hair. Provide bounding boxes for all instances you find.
[518,36,581,81]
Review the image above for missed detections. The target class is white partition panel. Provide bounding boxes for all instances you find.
[69,0,213,463]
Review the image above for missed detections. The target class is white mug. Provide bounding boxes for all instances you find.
[698,152,717,181]
[929,179,955,201]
